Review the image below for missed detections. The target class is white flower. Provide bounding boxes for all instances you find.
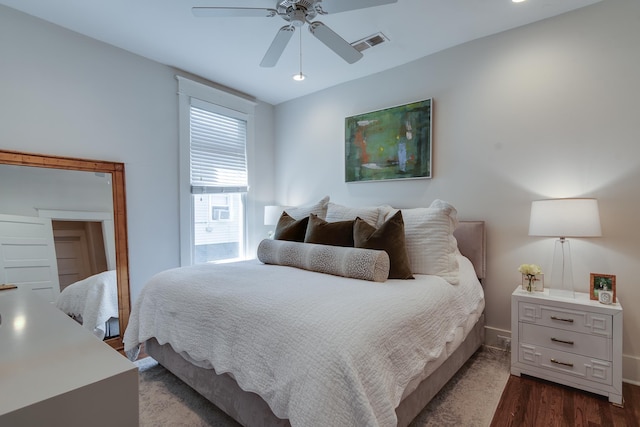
[518,264,542,276]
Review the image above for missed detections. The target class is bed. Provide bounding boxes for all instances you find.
[55,269,119,340]
[124,199,486,427]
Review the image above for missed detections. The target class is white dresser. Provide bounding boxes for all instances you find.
[510,287,623,405]
[0,289,138,426]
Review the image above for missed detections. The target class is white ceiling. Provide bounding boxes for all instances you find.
[2,0,600,105]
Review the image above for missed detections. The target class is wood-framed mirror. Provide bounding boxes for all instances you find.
[0,149,130,351]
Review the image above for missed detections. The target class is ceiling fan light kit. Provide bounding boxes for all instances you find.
[192,0,397,67]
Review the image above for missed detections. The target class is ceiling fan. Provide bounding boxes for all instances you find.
[192,0,398,67]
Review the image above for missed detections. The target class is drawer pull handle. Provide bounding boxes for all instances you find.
[550,316,574,323]
[550,358,574,368]
[551,337,574,345]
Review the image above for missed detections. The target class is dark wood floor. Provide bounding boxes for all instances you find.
[491,375,640,427]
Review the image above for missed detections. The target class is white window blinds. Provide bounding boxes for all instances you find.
[190,102,248,194]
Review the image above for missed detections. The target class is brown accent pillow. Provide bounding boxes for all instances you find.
[354,210,414,279]
[304,214,354,247]
[274,212,309,242]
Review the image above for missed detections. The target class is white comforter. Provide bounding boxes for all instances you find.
[124,255,484,427]
[55,270,118,340]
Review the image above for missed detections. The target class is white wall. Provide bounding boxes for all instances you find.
[0,166,113,216]
[0,6,276,300]
[274,0,640,382]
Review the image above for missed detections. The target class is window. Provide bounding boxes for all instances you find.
[178,76,256,265]
[193,193,243,263]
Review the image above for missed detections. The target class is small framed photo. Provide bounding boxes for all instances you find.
[590,273,616,303]
[521,274,544,292]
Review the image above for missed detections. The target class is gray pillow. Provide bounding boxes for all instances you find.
[257,239,390,282]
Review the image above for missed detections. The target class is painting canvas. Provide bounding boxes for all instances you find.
[345,99,432,183]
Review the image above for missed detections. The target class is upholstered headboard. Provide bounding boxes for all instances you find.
[453,221,486,280]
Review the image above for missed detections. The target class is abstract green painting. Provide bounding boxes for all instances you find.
[345,99,432,183]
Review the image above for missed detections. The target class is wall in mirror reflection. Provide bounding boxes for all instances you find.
[0,164,119,339]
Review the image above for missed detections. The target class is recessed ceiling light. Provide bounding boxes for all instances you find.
[512,0,526,3]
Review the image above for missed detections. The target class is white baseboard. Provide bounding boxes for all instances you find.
[623,354,640,385]
[484,326,511,351]
[484,326,640,384]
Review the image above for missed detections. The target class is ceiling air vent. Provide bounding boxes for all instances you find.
[351,32,389,53]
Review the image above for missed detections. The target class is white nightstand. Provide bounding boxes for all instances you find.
[510,287,623,405]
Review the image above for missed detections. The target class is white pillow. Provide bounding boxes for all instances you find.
[325,202,381,227]
[284,196,330,220]
[385,199,459,284]
[376,204,394,228]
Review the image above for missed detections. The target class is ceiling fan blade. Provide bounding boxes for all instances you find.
[260,26,295,67]
[191,7,277,18]
[316,0,397,14]
[308,21,363,64]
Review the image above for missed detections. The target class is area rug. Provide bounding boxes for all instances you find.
[135,346,510,427]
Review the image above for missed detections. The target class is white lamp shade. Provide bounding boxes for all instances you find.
[264,205,286,226]
[529,198,602,238]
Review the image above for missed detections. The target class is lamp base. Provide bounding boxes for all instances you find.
[549,238,575,299]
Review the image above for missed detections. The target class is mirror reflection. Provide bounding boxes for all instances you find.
[0,164,119,339]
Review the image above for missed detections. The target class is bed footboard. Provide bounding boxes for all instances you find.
[145,314,485,427]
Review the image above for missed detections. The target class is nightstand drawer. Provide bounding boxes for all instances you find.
[518,302,612,337]
[520,322,611,361]
[518,343,612,385]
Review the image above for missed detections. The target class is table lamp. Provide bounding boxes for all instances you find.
[528,198,601,298]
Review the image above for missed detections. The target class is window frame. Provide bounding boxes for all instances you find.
[177,76,256,266]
